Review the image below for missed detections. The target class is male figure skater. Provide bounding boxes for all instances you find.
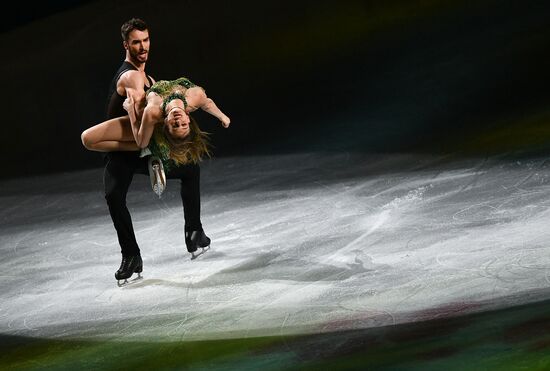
[103,18,210,285]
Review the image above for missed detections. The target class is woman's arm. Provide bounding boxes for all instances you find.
[202,97,231,128]
[186,87,231,128]
[124,91,163,148]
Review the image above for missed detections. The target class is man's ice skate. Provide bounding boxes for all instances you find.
[190,245,210,260]
[148,156,166,198]
[115,255,143,287]
[185,229,211,260]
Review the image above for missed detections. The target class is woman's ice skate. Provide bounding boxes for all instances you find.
[148,156,166,198]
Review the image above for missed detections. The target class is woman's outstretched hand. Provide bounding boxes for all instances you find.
[221,115,231,128]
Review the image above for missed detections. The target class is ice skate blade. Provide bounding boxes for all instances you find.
[117,272,143,287]
[152,166,165,198]
[190,245,210,260]
[148,157,166,198]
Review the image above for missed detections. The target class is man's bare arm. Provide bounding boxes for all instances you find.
[118,70,147,117]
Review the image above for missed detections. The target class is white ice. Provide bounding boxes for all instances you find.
[1,152,550,341]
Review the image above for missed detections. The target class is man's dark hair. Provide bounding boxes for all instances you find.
[121,18,148,41]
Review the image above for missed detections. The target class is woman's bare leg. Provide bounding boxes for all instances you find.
[81,116,140,152]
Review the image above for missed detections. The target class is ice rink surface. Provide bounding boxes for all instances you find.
[2,152,550,342]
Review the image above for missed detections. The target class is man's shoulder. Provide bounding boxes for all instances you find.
[118,69,141,81]
[118,70,151,89]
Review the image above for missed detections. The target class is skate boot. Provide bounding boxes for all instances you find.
[148,156,166,198]
[185,229,211,260]
[115,255,143,286]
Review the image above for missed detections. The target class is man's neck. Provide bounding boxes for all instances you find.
[125,58,145,72]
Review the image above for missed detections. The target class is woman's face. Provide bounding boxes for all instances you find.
[165,106,190,139]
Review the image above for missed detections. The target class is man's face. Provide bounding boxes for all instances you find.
[125,29,150,64]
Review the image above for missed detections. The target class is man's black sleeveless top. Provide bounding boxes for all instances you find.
[106,61,153,119]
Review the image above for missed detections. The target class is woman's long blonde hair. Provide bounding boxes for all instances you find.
[156,116,212,165]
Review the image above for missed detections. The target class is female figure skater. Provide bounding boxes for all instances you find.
[83,76,230,178]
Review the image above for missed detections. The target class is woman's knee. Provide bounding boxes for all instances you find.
[81,129,95,150]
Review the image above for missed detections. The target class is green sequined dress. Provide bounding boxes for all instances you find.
[141,77,198,172]
[147,77,197,112]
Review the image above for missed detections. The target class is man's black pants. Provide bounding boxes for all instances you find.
[103,151,202,256]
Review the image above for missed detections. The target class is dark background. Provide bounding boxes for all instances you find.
[2,0,550,180]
